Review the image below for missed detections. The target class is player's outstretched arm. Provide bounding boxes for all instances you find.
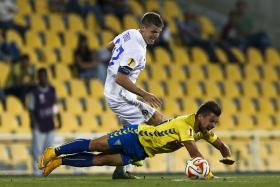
[183,140,203,158]
[116,72,162,108]
[211,137,235,165]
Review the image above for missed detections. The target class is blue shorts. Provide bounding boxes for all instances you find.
[107,125,148,165]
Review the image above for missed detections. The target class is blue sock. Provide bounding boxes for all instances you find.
[62,152,94,167]
[55,139,91,156]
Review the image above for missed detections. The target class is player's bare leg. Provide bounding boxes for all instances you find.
[146,111,164,126]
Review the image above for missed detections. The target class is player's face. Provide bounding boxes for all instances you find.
[140,24,162,44]
[198,113,219,134]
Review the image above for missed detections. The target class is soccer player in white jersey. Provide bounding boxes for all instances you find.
[104,12,165,179]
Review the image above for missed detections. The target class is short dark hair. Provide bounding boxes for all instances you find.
[141,12,164,28]
[38,67,47,76]
[196,101,221,116]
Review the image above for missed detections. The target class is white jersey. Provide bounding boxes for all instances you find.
[104,29,147,102]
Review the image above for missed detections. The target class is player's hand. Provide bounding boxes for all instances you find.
[142,92,162,108]
[219,157,235,165]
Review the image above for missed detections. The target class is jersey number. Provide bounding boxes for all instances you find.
[109,38,124,66]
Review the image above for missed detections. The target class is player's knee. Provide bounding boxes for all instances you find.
[148,111,164,126]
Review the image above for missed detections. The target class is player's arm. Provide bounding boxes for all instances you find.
[116,72,162,108]
[211,137,235,165]
[182,140,203,158]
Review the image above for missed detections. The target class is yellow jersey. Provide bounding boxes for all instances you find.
[137,113,218,157]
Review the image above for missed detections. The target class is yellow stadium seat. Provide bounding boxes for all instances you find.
[170,148,189,172]
[0,113,19,133]
[146,50,153,64]
[163,1,182,21]
[150,64,168,81]
[128,1,143,16]
[65,98,84,115]
[206,64,224,81]
[79,114,99,133]
[86,14,100,32]
[145,0,160,11]
[236,113,255,130]
[241,81,261,98]
[225,64,243,81]
[154,47,172,64]
[68,14,85,32]
[26,31,43,48]
[6,96,25,114]
[58,113,79,133]
[263,65,278,81]
[220,98,238,115]
[101,31,115,45]
[181,98,200,114]
[0,144,11,166]
[104,14,122,33]
[63,32,78,49]
[18,112,31,134]
[70,79,88,98]
[162,97,181,117]
[0,103,3,113]
[218,113,237,130]
[215,47,228,63]
[247,47,264,64]
[204,81,223,99]
[244,65,261,81]
[147,80,165,99]
[51,80,68,98]
[0,63,10,87]
[191,47,209,64]
[134,155,167,173]
[10,144,31,171]
[265,47,280,64]
[239,98,257,115]
[256,115,276,130]
[197,16,216,38]
[21,47,39,64]
[169,65,187,81]
[30,15,47,31]
[222,80,241,98]
[16,0,32,15]
[90,79,104,99]
[6,30,24,49]
[34,0,49,15]
[85,97,103,115]
[166,80,185,99]
[59,47,74,64]
[174,47,190,64]
[185,80,204,98]
[85,32,100,49]
[138,68,150,82]
[49,15,66,32]
[188,64,206,81]
[99,112,120,132]
[261,82,278,98]
[124,15,138,29]
[53,64,72,80]
[41,48,57,64]
[258,99,276,115]
[44,32,62,48]
[231,47,245,63]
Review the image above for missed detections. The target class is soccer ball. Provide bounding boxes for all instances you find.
[185,157,210,179]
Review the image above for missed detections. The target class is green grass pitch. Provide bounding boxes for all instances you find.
[0,173,279,187]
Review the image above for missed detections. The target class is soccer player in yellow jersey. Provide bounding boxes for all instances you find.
[38,101,235,177]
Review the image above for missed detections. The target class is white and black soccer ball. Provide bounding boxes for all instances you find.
[185,157,210,179]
